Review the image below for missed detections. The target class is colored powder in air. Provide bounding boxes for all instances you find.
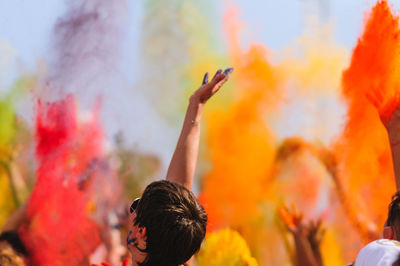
[199,9,280,261]
[0,168,16,228]
[21,95,103,265]
[0,98,17,227]
[197,228,258,266]
[334,0,399,244]
[0,76,33,227]
[199,4,351,263]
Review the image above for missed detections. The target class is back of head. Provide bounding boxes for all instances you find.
[134,180,207,266]
[387,192,400,239]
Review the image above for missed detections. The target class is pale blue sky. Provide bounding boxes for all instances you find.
[1,0,398,74]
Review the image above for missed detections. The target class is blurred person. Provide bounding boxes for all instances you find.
[278,204,325,266]
[0,203,28,266]
[126,68,234,266]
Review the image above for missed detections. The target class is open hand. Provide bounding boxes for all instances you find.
[305,219,325,250]
[366,89,400,147]
[278,203,304,234]
[190,68,234,105]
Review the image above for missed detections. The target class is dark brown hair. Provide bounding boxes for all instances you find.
[387,192,400,239]
[134,180,207,266]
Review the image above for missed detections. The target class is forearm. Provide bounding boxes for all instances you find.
[293,233,321,266]
[166,98,203,190]
[388,130,400,191]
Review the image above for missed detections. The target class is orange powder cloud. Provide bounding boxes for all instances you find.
[333,0,399,243]
[199,8,280,231]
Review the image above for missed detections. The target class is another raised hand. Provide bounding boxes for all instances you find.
[279,204,325,266]
[306,220,325,266]
[279,203,304,234]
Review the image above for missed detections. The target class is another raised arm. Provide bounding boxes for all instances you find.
[279,204,324,266]
[367,90,400,191]
[382,107,400,191]
[166,68,233,190]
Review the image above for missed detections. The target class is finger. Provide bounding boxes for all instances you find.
[212,75,229,92]
[208,74,230,97]
[202,72,209,86]
[212,69,222,80]
[316,219,322,230]
[223,67,234,76]
[317,228,326,245]
[298,212,304,224]
[282,204,290,213]
[278,206,293,228]
[278,206,289,221]
[290,203,297,215]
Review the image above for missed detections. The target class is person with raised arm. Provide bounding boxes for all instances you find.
[126,68,234,266]
[278,204,324,266]
[353,101,400,266]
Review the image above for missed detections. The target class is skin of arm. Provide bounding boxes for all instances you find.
[279,205,324,266]
[293,229,321,266]
[166,68,233,190]
[383,108,400,191]
[1,202,27,233]
[366,91,400,191]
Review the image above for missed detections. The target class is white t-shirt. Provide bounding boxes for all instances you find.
[355,239,400,266]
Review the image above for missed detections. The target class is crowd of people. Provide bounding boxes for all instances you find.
[1,66,400,266]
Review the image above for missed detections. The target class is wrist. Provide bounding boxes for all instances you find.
[189,94,204,106]
[189,96,205,111]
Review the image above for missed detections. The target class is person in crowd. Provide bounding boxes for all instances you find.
[126,68,234,266]
[0,203,28,266]
[279,204,324,266]
[353,97,400,266]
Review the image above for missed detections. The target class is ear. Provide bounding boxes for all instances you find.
[383,226,395,240]
[136,226,147,241]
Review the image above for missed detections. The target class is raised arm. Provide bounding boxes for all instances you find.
[166,68,233,190]
[279,204,324,266]
[382,107,400,191]
[366,89,400,191]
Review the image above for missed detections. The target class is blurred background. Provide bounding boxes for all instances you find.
[0,0,399,265]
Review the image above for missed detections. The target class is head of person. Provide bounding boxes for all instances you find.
[127,180,207,266]
[384,192,400,240]
[0,231,27,266]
